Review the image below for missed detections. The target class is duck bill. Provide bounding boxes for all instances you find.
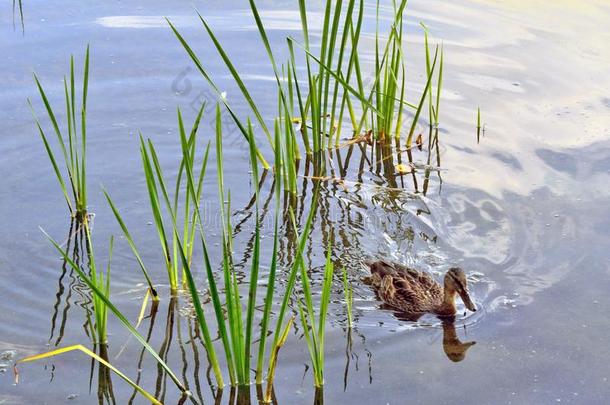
[459,290,477,312]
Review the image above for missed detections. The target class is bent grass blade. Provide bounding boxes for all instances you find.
[15,345,162,405]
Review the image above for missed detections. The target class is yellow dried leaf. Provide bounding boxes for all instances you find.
[395,163,412,174]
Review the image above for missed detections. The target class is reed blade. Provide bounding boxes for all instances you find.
[166,18,271,169]
[102,189,159,300]
[406,47,439,147]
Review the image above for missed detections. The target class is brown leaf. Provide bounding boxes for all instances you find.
[416,133,423,151]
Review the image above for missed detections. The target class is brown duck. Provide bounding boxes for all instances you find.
[364,260,477,318]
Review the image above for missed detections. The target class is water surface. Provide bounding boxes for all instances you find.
[1,1,610,404]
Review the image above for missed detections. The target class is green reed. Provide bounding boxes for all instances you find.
[477,107,482,143]
[90,233,112,344]
[256,121,284,384]
[259,122,319,388]
[421,23,444,167]
[31,46,90,222]
[298,248,334,388]
[406,45,439,147]
[103,190,159,301]
[262,195,318,389]
[421,24,444,129]
[372,0,407,140]
[171,107,225,387]
[277,93,298,194]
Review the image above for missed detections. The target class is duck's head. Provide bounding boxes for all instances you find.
[444,267,477,312]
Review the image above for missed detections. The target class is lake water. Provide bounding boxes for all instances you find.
[1,0,610,404]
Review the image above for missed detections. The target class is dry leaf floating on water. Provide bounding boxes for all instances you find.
[395,163,412,174]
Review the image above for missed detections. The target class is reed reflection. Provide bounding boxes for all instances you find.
[48,218,96,346]
[93,344,116,405]
[127,299,160,404]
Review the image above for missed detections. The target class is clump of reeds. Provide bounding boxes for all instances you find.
[169,0,443,165]
[21,2,465,398]
[23,89,331,402]
[174,104,317,390]
[31,46,90,222]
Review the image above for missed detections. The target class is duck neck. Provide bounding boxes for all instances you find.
[437,287,457,316]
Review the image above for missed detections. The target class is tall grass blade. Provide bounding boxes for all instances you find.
[264,316,294,403]
[177,111,235,385]
[139,136,175,289]
[255,118,283,383]
[244,121,261,384]
[406,47,439,147]
[198,13,272,147]
[435,45,444,126]
[298,246,334,387]
[166,18,270,169]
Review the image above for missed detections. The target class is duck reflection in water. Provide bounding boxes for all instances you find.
[440,317,476,362]
[364,260,477,362]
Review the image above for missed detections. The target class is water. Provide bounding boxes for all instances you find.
[1,0,610,403]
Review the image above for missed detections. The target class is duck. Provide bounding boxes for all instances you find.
[363,259,477,318]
